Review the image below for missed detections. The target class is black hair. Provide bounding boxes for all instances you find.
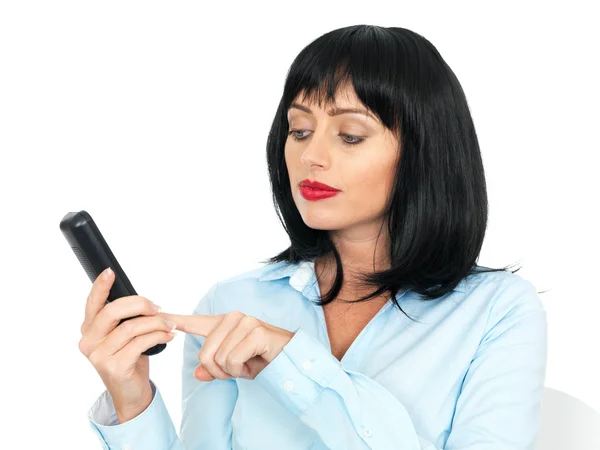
[260,24,527,319]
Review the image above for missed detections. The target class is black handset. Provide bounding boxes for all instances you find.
[60,210,166,356]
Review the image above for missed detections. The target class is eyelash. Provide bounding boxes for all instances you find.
[287,130,365,146]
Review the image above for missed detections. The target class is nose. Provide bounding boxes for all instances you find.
[299,130,331,169]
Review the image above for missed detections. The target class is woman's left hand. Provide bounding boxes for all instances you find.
[157,310,295,381]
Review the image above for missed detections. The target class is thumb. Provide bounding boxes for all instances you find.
[85,267,115,324]
[95,266,115,304]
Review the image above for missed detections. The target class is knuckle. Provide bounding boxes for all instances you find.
[252,326,266,339]
[78,337,89,356]
[215,353,226,368]
[227,310,245,320]
[205,363,222,379]
[146,299,157,313]
[227,355,242,369]
[120,320,135,335]
[89,319,102,337]
[128,333,140,347]
[197,356,220,377]
[100,303,115,322]
[241,315,259,327]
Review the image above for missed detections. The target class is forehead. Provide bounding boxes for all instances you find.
[290,84,362,110]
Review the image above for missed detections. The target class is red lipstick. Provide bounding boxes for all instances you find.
[299,179,340,201]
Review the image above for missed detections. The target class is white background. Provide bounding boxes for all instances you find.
[1,1,598,447]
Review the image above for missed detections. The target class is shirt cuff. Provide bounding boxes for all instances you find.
[88,379,178,449]
[255,327,343,417]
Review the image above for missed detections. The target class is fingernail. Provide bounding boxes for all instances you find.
[164,320,177,332]
[152,304,161,312]
[103,267,112,280]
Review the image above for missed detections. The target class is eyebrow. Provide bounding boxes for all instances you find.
[288,103,377,122]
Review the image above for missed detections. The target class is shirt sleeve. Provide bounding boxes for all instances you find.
[178,282,239,448]
[254,278,548,450]
[87,282,239,449]
[88,378,181,449]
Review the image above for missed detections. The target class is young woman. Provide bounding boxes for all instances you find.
[82,24,547,449]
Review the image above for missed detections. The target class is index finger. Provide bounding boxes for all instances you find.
[158,312,223,337]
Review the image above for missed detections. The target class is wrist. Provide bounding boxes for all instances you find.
[115,385,153,424]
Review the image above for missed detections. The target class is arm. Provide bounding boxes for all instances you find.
[254,278,548,449]
[88,282,239,449]
[178,282,239,448]
[88,378,180,449]
[444,279,547,449]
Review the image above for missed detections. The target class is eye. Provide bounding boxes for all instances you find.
[288,130,309,141]
[287,130,364,146]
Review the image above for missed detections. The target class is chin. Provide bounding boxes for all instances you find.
[301,215,344,231]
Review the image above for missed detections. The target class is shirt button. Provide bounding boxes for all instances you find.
[302,360,312,370]
[363,427,373,438]
[283,380,294,392]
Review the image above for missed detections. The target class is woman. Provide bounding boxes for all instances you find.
[82,25,547,449]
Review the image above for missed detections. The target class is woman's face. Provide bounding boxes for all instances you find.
[285,85,400,236]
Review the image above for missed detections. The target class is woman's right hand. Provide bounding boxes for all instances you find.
[78,267,177,423]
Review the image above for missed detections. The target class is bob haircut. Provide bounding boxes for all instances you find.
[260,24,524,319]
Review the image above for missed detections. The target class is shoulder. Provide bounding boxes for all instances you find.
[470,269,543,310]
[466,269,546,335]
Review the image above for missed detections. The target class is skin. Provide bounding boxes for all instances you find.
[164,84,402,382]
[159,310,295,382]
[285,83,400,299]
[81,85,403,424]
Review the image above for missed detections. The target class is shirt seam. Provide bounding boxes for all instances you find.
[296,383,326,417]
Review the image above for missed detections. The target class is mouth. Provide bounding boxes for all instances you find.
[298,179,340,191]
[299,185,340,200]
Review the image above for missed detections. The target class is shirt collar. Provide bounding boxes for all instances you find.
[258,260,466,293]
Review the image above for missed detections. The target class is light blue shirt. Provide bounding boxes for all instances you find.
[88,259,547,449]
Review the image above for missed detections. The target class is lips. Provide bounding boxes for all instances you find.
[298,179,341,201]
[298,179,340,191]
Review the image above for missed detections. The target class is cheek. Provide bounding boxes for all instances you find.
[284,143,302,167]
[284,147,295,175]
[343,157,395,202]
[341,160,396,220]
[284,150,304,200]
